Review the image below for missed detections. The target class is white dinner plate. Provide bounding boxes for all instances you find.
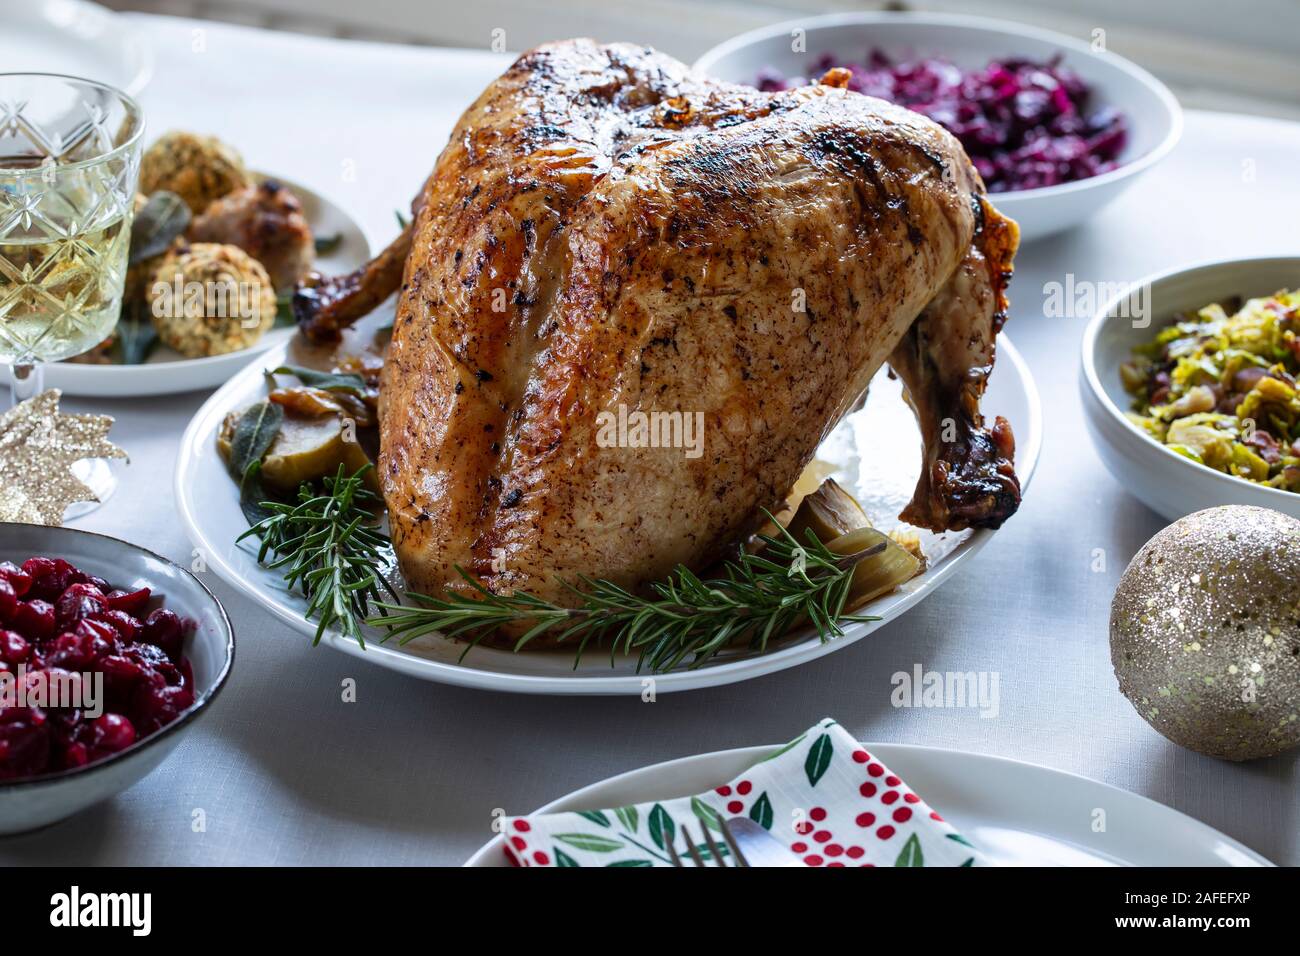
[43,175,371,397]
[0,0,153,95]
[464,743,1271,867]
[176,333,1039,694]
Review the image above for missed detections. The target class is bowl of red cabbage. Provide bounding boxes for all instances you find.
[695,12,1181,241]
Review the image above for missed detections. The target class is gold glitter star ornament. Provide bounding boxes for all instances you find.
[1111,505,1300,761]
[0,389,128,526]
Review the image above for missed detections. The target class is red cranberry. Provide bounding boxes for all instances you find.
[98,653,146,702]
[61,740,90,769]
[0,578,16,623]
[133,682,193,733]
[0,556,194,780]
[44,631,98,671]
[92,608,139,641]
[11,600,55,641]
[106,587,151,615]
[0,630,31,665]
[54,582,108,630]
[72,617,118,647]
[29,669,93,721]
[23,557,85,601]
[0,704,50,780]
[128,640,173,674]
[89,713,136,755]
[142,608,185,661]
[19,557,56,590]
[0,562,32,597]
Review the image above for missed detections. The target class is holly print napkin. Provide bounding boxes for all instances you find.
[503,718,986,867]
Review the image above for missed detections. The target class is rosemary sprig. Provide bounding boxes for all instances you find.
[238,464,396,646]
[367,519,885,673]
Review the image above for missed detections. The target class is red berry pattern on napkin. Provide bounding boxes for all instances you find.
[503,718,984,867]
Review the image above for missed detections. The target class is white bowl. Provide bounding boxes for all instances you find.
[1081,256,1300,523]
[693,12,1182,242]
[0,525,233,834]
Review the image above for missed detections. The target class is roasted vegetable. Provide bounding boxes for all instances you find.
[268,386,374,427]
[824,526,923,609]
[786,477,872,543]
[779,476,924,608]
[219,409,374,492]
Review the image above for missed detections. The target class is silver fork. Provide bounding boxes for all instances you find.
[666,818,748,867]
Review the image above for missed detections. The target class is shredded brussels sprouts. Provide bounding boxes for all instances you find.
[1122,290,1300,491]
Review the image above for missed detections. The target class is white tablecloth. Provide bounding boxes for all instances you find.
[2,15,1296,866]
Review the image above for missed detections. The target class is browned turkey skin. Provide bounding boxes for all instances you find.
[294,40,1021,616]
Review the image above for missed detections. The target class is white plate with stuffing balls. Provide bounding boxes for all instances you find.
[44,175,370,398]
[464,743,1273,866]
[175,329,1042,695]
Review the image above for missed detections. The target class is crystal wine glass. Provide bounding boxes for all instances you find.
[0,74,145,508]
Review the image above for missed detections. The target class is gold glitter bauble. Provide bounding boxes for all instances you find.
[1110,505,1300,761]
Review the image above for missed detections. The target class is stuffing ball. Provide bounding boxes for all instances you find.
[188,179,315,291]
[139,131,250,214]
[146,242,277,358]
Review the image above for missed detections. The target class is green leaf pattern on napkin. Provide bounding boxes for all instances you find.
[895,833,924,867]
[690,795,723,832]
[648,804,675,852]
[503,718,986,868]
[576,810,611,828]
[614,806,639,832]
[555,833,623,853]
[805,732,834,787]
[749,791,774,830]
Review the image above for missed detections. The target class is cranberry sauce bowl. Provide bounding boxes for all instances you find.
[0,525,233,834]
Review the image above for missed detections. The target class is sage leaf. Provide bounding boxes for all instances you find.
[239,461,271,527]
[115,306,159,366]
[228,400,283,482]
[271,364,366,395]
[314,233,343,255]
[273,292,295,329]
[129,190,190,265]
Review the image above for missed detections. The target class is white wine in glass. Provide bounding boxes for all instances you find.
[0,73,145,509]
